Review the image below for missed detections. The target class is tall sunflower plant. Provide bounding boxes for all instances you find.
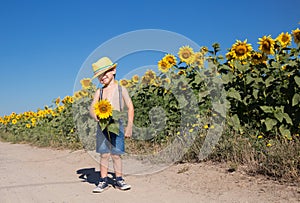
[93,99,126,135]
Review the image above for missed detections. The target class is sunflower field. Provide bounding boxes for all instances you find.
[0,27,300,181]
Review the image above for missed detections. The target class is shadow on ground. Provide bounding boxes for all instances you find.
[76,168,115,186]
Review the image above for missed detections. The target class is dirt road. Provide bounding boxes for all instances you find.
[0,141,299,203]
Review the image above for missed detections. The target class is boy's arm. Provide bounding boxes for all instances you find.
[122,86,134,138]
[89,89,100,122]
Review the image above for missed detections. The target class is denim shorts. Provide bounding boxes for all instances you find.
[96,120,125,155]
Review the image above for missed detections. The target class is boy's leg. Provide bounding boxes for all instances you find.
[111,154,131,190]
[93,153,110,193]
[100,153,110,178]
[111,154,122,177]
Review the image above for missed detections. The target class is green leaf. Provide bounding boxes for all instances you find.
[221,72,233,84]
[288,60,297,67]
[294,76,300,86]
[282,113,293,125]
[265,76,275,87]
[227,88,241,101]
[199,90,210,99]
[274,111,284,122]
[229,114,240,131]
[238,64,248,72]
[246,74,255,85]
[108,122,120,135]
[254,77,264,84]
[177,95,188,108]
[112,110,127,121]
[264,118,277,131]
[260,106,274,113]
[292,93,300,106]
[213,103,226,117]
[253,89,259,99]
[99,119,109,131]
[279,125,292,139]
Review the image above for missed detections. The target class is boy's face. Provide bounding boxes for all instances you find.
[97,68,116,85]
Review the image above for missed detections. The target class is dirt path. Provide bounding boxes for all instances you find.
[0,141,299,203]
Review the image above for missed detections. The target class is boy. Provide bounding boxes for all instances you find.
[89,56,134,193]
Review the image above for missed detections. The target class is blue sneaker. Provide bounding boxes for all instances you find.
[115,177,131,190]
[93,178,109,193]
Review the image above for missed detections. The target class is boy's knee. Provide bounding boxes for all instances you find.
[101,153,110,160]
[111,154,121,160]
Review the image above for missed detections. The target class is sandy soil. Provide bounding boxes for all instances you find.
[0,141,299,203]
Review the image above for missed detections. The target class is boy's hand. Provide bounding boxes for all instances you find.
[93,116,99,122]
[125,126,132,138]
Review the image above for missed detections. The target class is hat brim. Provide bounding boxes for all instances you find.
[91,63,117,80]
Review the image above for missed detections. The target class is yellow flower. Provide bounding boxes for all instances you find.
[10,112,16,117]
[178,45,195,65]
[80,90,89,97]
[11,119,17,125]
[145,70,156,79]
[276,32,291,47]
[251,52,267,65]
[292,28,300,44]
[80,78,92,89]
[163,54,177,67]
[281,65,287,71]
[158,59,170,73]
[204,124,209,129]
[258,35,275,55]
[131,75,139,83]
[58,106,64,112]
[62,96,72,104]
[230,40,252,60]
[258,135,263,139]
[192,52,204,68]
[120,79,130,87]
[68,97,74,104]
[94,99,113,119]
[55,97,60,106]
[177,70,186,76]
[200,46,208,54]
[226,51,234,61]
[26,123,31,128]
[189,128,194,133]
[73,91,82,99]
[141,75,151,85]
[266,143,272,147]
[162,78,171,86]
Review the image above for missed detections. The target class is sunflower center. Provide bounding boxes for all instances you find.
[236,45,247,55]
[295,32,300,41]
[121,80,128,86]
[262,41,270,49]
[100,106,108,113]
[281,35,289,42]
[182,52,191,59]
[252,54,261,60]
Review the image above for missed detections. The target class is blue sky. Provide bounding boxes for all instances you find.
[0,0,299,116]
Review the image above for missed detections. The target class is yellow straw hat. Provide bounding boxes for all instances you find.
[91,57,117,79]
